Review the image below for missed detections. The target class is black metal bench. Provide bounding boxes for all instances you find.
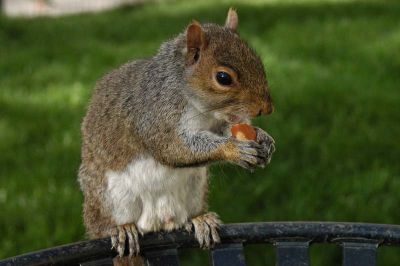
[1,222,400,266]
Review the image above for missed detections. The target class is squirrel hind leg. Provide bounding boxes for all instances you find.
[186,212,222,249]
[111,223,140,259]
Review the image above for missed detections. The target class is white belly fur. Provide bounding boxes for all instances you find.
[106,156,208,233]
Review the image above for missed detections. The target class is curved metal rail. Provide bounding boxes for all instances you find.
[1,222,400,266]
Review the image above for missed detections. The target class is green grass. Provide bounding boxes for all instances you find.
[1,0,400,265]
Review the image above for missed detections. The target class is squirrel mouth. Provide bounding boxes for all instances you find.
[227,114,242,124]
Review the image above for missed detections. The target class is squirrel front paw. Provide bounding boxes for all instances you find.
[255,127,275,165]
[111,223,140,258]
[225,139,268,170]
[224,131,275,171]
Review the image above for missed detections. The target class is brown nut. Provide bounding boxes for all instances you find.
[231,124,257,141]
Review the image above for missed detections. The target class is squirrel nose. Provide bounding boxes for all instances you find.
[262,93,274,116]
[265,103,274,115]
[253,94,274,117]
[257,102,274,116]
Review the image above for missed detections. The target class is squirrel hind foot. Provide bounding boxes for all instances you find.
[111,223,140,258]
[188,212,222,249]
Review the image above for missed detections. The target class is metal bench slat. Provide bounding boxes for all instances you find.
[274,240,311,266]
[342,242,378,266]
[210,243,246,266]
[144,248,180,266]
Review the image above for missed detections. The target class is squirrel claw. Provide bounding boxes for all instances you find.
[255,128,276,167]
[111,223,140,258]
[236,160,256,171]
[233,140,269,170]
[188,212,222,249]
[184,220,193,232]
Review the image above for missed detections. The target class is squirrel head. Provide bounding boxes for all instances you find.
[184,8,273,124]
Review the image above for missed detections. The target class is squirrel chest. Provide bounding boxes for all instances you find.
[105,105,217,233]
[106,158,207,233]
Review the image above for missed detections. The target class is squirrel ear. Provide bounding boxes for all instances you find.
[186,21,205,50]
[186,21,206,65]
[225,7,238,31]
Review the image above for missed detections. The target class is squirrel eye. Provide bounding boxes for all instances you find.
[216,71,233,86]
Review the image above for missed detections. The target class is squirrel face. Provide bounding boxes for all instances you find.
[184,8,273,124]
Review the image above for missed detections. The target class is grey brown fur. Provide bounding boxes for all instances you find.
[79,8,275,265]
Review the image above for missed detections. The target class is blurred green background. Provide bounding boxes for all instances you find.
[1,0,399,265]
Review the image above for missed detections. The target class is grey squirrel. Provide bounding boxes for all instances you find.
[78,8,275,265]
